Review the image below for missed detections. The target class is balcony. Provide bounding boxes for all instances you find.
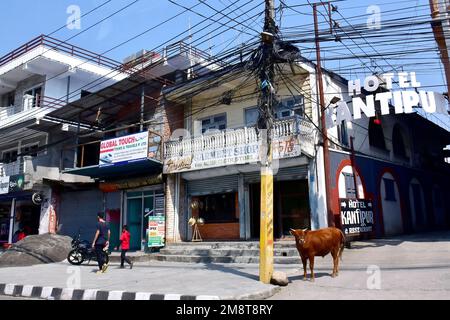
[0,95,66,128]
[164,117,317,174]
[0,158,25,177]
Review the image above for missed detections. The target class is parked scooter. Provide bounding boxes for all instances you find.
[67,231,110,265]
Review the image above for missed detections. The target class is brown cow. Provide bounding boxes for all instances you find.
[289,227,345,282]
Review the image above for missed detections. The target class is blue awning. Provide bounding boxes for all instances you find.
[63,159,163,180]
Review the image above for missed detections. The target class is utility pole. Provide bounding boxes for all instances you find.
[313,3,335,227]
[429,0,450,97]
[259,0,276,284]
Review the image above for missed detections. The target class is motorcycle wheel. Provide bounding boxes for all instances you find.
[68,250,84,265]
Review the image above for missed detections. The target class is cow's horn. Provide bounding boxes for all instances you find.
[302,228,308,232]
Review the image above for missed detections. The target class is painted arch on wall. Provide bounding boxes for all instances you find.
[337,165,365,199]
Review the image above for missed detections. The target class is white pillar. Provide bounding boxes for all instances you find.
[8,198,16,244]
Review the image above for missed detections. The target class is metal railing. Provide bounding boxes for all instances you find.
[164,117,317,164]
[0,35,122,70]
[0,158,24,177]
[0,95,68,121]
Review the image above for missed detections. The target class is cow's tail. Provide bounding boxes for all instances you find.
[339,230,346,261]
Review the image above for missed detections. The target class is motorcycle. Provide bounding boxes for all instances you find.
[67,231,110,266]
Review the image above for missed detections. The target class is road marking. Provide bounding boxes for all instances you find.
[135,292,151,300]
[108,291,124,300]
[21,285,34,297]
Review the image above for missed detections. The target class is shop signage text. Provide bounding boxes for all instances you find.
[0,175,25,195]
[164,136,302,174]
[340,198,374,236]
[326,72,448,129]
[99,132,149,167]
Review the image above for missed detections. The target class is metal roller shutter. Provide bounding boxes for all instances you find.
[187,174,239,196]
[244,165,309,183]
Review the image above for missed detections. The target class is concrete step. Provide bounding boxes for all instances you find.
[165,241,296,249]
[148,254,302,264]
[159,248,299,257]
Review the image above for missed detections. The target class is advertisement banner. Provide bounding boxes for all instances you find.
[8,175,25,193]
[0,176,10,195]
[99,132,149,167]
[147,195,165,248]
[340,198,375,236]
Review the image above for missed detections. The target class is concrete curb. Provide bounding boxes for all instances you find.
[0,283,279,301]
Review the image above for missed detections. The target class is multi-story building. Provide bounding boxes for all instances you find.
[162,57,450,244]
[0,35,126,246]
[162,59,328,243]
[44,42,217,250]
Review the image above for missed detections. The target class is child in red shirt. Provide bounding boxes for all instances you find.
[118,225,133,269]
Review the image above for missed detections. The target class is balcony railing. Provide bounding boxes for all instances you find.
[0,95,67,122]
[164,117,317,174]
[0,158,24,177]
[0,35,122,70]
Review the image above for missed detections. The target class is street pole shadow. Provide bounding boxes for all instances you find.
[202,263,260,281]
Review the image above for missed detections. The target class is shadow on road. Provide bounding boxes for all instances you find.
[347,230,450,250]
[202,263,260,281]
[288,272,332,282]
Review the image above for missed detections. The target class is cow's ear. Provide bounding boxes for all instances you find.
[289,229,296,236]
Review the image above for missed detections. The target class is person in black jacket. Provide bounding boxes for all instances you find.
[92,213,110,274]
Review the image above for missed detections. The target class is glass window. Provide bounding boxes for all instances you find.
[344,173,356,198]
[201,113,227,134]
[275,95,305,119]
[383,178,396,201]
[245,107,259,126]
[196,192,238,224]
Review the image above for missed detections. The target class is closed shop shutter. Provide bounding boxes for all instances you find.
[59,189,104,239]
[187,175,239,196]
[244,165,309,183]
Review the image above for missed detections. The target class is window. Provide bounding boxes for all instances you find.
[245,107,259,127]
[24,86,42,109]
[201,113,227,134]
[392,125,408,159]
[275,96,305,119]
[343,173,356,198]
[338,120,349,146]
[368,117,387,150]
[196,192,238,223]
[383,178,396,201]
[6,91,15,107]
[21,144,39,157]
[1,150,18,164]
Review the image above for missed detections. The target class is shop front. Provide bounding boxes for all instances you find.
[0,174,42,247]
[182,165,311,241]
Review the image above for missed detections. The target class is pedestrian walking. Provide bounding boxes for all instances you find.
[116,225,133,269]
[92,213,110,274]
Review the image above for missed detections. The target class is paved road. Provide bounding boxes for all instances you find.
[269,231,450,300]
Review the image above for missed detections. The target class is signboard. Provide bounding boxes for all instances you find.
[340,198,375,236]
[8,175,25,193]
[147,195,165,248]
[99,132,149,167]
[164,135,302,174]
[0,177,9,195]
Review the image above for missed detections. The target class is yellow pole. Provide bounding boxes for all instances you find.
[260,164,274,284]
